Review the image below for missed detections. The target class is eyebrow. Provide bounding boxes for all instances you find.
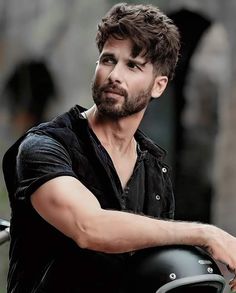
[100,52,148,67]
[99,53,115,60]
[128,58,148,67]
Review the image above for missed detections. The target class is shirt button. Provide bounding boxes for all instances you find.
[162,167,167,173]
[155,194,161,200]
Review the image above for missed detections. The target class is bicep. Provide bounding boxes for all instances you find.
[31,176,102,244]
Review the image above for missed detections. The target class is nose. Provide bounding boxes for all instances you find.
[107,64,123,84]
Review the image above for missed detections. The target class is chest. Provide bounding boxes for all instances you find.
[62,125,173,217]
[110,151,137,190]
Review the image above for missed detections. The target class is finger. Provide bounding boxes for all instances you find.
[229,277,236,289]
[230,284,236,292]
[227,264,236,274]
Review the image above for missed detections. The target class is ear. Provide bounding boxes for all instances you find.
[151,76,168,99]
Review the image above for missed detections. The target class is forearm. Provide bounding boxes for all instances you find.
[76,209,209,253]
[31,176,236,292]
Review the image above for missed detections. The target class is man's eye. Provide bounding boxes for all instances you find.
[101,57,115,64]
[127,62,140,70]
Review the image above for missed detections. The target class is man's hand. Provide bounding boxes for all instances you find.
[203,225,236,291]
[229,276,236,292]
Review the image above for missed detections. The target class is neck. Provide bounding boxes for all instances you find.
[83,105,145,153]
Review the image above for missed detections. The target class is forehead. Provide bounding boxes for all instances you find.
[101,37,147,62]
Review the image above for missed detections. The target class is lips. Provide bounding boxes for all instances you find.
[104,89,124,96]
[102,84,127,97]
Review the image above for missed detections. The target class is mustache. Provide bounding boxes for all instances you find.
[99,83,127,97]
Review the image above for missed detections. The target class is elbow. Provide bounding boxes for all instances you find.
[72,222,95,250]
[73,232,90,250]
[72,214,107,252]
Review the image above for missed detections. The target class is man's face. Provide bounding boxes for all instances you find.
[91,37,157,119]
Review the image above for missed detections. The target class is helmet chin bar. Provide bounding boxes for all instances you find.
[121,245,226,293]
[156,274,225,293]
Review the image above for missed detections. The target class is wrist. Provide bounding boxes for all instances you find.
[152,220,218,249]
[193,223,222,252]
[166,221,212,247]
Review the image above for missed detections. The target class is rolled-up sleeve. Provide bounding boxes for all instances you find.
[16,133,77,201]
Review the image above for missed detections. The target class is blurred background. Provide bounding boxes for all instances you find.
[0,0,236,292]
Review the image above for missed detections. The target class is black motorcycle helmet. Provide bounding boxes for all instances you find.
[121,245,225,293]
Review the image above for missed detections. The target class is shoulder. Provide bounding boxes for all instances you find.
[29,105,88,147]
[17,105,88,166]
[18,133,71,165]
[19,133,64,154]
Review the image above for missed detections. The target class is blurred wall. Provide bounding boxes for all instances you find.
[160,0,236,235]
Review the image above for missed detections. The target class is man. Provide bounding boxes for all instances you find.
[2,3,236,292]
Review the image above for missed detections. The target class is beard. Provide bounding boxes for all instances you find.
[91,80,153,119]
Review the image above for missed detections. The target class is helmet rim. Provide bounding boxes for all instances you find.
[155,274,225,293]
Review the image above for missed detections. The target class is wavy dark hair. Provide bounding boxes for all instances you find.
[96,3,180,80]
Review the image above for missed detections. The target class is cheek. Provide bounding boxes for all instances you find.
[95,67,109,84]
[130,79,148,93]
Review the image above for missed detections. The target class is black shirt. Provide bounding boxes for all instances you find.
[3,105,174,292]
[16,130,147,213]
